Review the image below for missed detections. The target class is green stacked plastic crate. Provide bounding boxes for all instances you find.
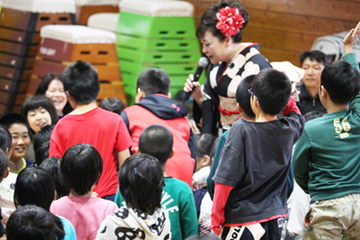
[116,9,204,105]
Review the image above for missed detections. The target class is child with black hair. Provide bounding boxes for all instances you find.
[0,149,10,237]
[212,68,305,239]
[121,68,196,187]
[99,97,126,115]
[97,153,171,240]
[21,95,59,133]
[0,125,12,158]
[0,113,33,174]
[0,126,11,187]
[50,60,132,200]
[114,124,198,240]
[6,205,65,240]
[0,150,9,184]
[293,22,360,239]
[39,157,69,199]
[34,125,54,165]
[14,166,76,239]
[192,134,216,218]
[193,134,217,235]
[207,75,257,199]
[285,111,324,239]
[50,143,118,240]
[0,127,16,227]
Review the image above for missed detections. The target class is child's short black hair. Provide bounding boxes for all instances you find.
[6,205,65,240]
[321,60,360,105]
[61,143,103,196]
[137,68,170,96]
[14,166,55,210]
[33,125,54,165]
[62,60,100,104]
[21,95,59,127]
[40,157,70,199]
[138,124,173,166]
[252,68,291,115]
[196,133,216,158]
[236,75,256,118]
[0,149,9,182]
[99,97,126,115]
[300,50,329,67]
[119,153,164,214]
[0,125,12,152]
[0,113,31,135]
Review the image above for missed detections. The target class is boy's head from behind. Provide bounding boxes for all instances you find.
[99,97,126,115]
[40,157,69,199]
[138,124,173,166]
[34,125,54,166]
[236,75,256,119]
[62,60,100,104]
[320,60,360,106]
[119,153,164,214]
[6,205,65,240]
[136,68,170,102]
[195,133,216,172]
[252,68,291,115]
[14,166,55,210]
[0,125,12,158]
[61,143,103,196]
[0,149,9,183]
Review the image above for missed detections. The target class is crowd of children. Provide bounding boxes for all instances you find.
[0,0,359,239]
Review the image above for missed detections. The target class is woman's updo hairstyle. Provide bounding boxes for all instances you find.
[196,0,249,43]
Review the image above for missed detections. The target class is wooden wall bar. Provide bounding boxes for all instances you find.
[185,0,360,66]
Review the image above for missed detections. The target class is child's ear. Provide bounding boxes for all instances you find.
[237,103,244,113]
[66,91,76,108]
[135,88,146,103]
[203,155,210,167]
[135,147,140,154]
[3,167,9,179]
[250,94,260,113]
[65,91,71,100]
[320,85,328,98]
[201,155,211,167]
[5,147,11,159]
[169,149,175,159]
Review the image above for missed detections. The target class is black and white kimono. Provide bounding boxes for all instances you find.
[199,43,272,135]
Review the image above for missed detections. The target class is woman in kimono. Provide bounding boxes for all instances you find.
[185,0,271,135]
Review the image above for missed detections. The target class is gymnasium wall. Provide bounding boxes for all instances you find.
[185,0,360,66]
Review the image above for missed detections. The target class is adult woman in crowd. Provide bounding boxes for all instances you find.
[21,95,58,134]
[184,0,271,135]
[36,73,72,118]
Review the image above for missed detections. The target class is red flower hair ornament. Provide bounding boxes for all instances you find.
[216,7,245,37]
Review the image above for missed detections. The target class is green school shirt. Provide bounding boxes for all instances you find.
[293,53,360,202]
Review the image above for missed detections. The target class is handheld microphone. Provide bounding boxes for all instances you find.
[184,57,209,102]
